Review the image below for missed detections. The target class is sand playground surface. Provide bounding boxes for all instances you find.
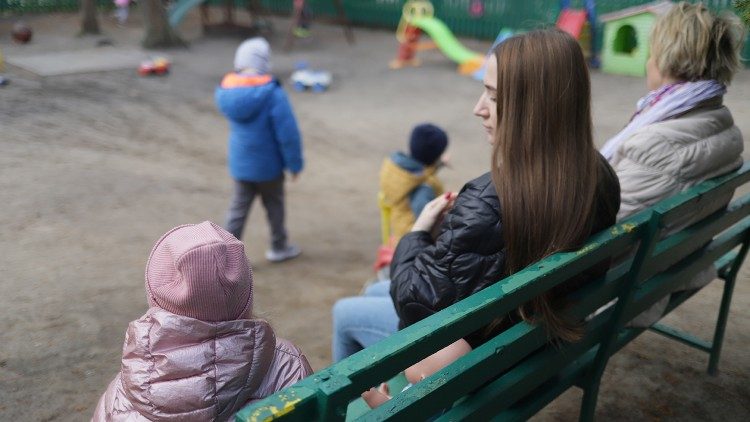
[1,9,749,421]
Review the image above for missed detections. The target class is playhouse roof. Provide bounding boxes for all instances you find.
[600,1,673,22]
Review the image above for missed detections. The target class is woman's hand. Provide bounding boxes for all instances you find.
[412,192,456,237]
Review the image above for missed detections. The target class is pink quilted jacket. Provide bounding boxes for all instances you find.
[92,308,313,421]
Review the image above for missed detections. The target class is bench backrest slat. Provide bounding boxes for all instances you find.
[649,194,750,272]
[631,215,750,319]
[655,165,750,227]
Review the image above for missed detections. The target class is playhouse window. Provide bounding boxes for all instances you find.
[613,25,638,54]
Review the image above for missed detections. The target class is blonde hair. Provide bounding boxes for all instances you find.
[651,2,746,85]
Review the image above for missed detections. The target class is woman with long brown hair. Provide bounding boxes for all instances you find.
[360,29,621,407]
[390,28,620,345]
[333,29,620,365]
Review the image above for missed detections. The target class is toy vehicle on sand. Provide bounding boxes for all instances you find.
[138,57,170,76]
[290,62,332,92]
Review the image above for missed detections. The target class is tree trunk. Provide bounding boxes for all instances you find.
[141,0,186,49]
[80,0,100,35]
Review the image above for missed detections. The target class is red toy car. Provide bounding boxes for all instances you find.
[138,57,170,76]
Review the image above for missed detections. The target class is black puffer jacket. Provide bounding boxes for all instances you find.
[390,156,620,332]
[389,172,503,327]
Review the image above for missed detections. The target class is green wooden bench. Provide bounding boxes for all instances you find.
[236,163,750,422]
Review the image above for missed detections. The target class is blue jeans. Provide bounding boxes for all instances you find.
[332,280,399,362]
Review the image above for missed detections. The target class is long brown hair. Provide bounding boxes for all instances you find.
[491,30,599,342]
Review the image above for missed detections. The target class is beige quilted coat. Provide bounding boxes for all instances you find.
[609,97,743,221]
[609,97,743,326]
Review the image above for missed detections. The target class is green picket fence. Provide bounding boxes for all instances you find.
[0,0,112,14]
[255,0,747,62]
[1,0,747,63]
[250,0,742,39]
[579,0,736,14]
[1,0,744,37]
[255,0,559,39]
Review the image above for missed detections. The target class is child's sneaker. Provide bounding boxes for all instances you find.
[265,244,301,262]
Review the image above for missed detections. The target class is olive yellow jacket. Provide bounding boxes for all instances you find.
[380,154,444,241]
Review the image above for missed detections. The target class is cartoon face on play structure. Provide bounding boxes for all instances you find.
[402,0,434,23]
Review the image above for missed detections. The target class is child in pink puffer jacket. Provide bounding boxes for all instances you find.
[93,221,313,421]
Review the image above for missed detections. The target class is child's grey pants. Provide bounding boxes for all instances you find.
[225,177,287,250]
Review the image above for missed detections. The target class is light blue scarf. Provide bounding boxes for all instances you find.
[600,80,726,160]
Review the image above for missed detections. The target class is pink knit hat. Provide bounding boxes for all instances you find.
[145,221,253,322]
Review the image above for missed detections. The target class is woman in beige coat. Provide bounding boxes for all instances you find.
[601,2,745,325]
[93,222,312,421]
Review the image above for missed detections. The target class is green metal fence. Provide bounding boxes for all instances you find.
[0,0,111,14]
[251,1,743,40]
[1,0,747,61]
[578,0,736,14]
[255,0,747,61]
[258,0,559,39]
[1,1,744,36]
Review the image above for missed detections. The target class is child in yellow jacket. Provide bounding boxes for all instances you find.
[379,123,449,241]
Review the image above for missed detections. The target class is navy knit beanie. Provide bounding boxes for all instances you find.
[409,123,449,166]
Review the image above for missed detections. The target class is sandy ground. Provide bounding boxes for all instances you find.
[0,9,749,421]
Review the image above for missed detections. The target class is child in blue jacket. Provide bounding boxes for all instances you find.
[216,37,304,262]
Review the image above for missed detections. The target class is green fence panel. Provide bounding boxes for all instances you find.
[1,0,112,14]
[565,0,735,14]
[334,1,562,38]
[260,0,292,14]
[1,0,747,63]
[434,0,558,37]
[1,0,744,36]
[339,0,404,28]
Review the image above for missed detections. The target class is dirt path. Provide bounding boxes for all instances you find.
[0,11,748,421]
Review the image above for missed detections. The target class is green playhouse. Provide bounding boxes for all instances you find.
[600,1,673,77]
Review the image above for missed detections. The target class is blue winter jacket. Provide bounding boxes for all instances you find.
[215,76,303,182]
